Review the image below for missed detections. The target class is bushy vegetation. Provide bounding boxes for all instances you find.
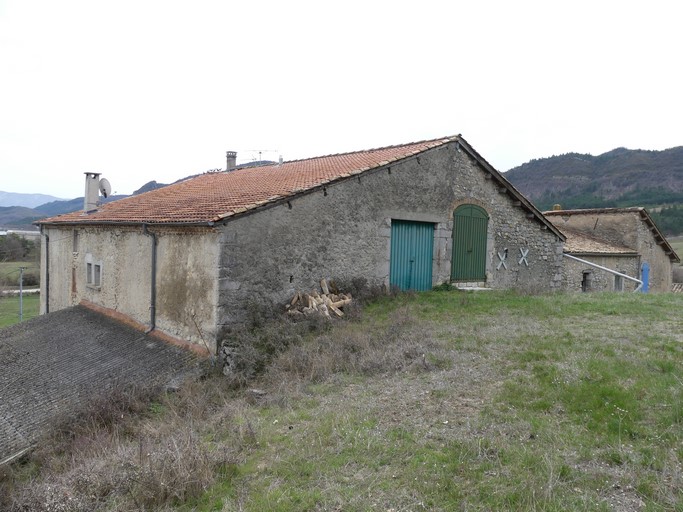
[0,234,38,263]
[651,205,683,236]
[0,234,40,288]
[2,290,682,511]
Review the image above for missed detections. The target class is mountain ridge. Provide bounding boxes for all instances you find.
[505,146,683,235]
[505,146,683,205]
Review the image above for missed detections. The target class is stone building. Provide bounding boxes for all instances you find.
[37,135,565,353]
[545,208,680,292]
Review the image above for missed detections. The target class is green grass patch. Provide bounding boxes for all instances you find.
[0,293,40,328]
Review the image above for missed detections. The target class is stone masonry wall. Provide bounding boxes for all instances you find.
[216,142,564,329]
[634,217,673,292]
[561,254,640,292]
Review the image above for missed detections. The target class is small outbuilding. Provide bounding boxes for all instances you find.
[37,135,566,353]
[545,207,680,292]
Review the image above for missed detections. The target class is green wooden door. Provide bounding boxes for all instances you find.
[390,220,434,291]
[451,204,488,281]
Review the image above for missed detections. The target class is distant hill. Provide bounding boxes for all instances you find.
[0,191,64,208]
[505,146,683,235]
[33,196,126,217]
[505,146,683,209]
[0,206,43,229]
[0,196,127,230]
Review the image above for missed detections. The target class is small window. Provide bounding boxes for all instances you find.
[614,275,624,292]
[581,271,592,292]
[85,254,102,289]
[93,264,101,287]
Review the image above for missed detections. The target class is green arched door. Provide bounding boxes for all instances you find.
[451,204,488,281]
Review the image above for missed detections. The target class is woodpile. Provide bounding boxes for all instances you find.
[286,279,352,318]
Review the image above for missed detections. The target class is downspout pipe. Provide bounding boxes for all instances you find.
[563,253,643,292]
[42,228,50,314]
[142,224,157,333]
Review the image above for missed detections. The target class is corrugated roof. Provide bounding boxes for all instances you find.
[38,137,458,226]
[0,305,199,465]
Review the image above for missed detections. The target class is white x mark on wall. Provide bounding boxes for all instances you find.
[519,248,529,267]
[497,248,508,270]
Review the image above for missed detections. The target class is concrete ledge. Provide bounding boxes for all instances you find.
[452,282,492,291]
[1,288,40,296]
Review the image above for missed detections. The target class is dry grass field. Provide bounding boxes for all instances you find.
[2,290,682,511]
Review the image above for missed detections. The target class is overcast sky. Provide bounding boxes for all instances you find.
[1,0,682,199]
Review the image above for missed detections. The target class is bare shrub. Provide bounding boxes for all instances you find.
[31,384,160,465]
[123,431,236,509]
[262,307,449,390]
[3,378,245,512]
[21,272,39,287]
[5,431,236,512]
[220,315,331,387]
[330,276,387,303]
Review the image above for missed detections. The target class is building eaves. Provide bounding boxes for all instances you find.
[456,138,566,241]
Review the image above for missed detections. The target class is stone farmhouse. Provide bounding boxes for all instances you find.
[37,135,566,353]
[545,207,680,292]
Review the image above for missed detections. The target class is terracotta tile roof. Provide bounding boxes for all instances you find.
[558,226,638,255]
[38,137,459,226]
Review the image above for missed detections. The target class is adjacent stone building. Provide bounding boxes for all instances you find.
[545,208,680,292]
[37,135,566,353]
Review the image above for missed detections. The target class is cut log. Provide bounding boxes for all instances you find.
[290,292,300,306]
[319,303,331,318]
[328,303,344,317]
[286,280,353,318]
